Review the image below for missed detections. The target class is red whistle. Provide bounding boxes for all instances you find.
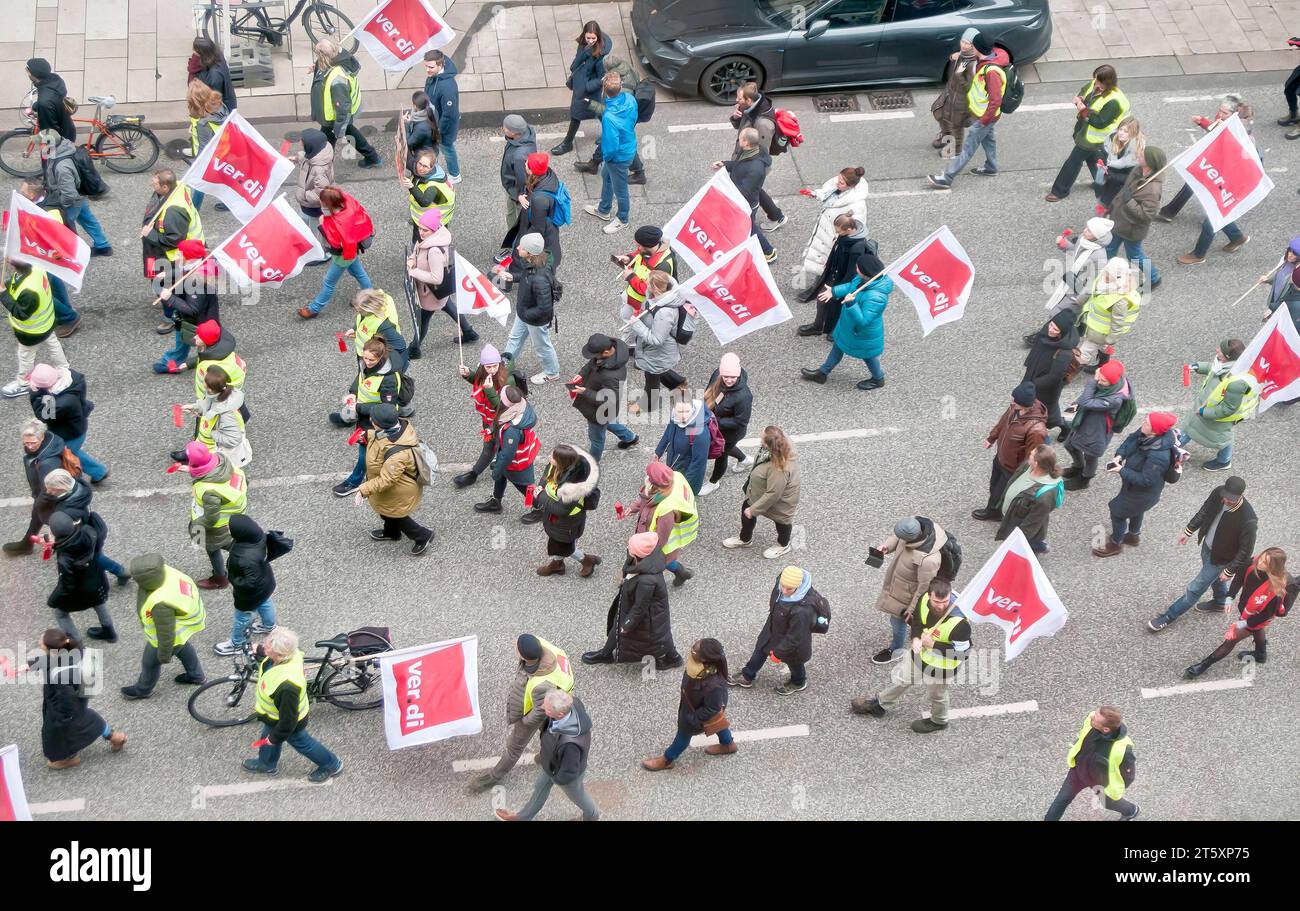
[347,426,366,446]
[336,332,347,353]
[172,404,184,427]
[498,255,513,271]
[1095,204,1107,217]
[166,462,183,473]
[614,500,626,520]
[251,737,271,749]
[524,485,536,508]
[799,188,815,197]
[31,535,53,560]
[1183,364,1191,387]
[279,139,291,156]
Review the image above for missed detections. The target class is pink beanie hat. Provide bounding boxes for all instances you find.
[718,352,741,375]
[628,532,659,559]
[186,441,218,477]
[418,208,443,231]
[28,364,60,390]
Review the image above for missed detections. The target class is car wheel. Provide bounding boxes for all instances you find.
[700,56,764,106]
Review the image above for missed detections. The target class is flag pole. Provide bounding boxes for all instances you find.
[149,252,218,307]
[457,321,465,369]
[1230,258,1285,309]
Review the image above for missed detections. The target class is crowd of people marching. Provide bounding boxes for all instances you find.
[4,22,1299,822]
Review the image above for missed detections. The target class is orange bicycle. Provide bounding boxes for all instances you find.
[0,91,161,179]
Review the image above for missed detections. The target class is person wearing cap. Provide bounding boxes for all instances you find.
[1062,357,1135,491]
[927,32,1010,189]
[152,239,220,375]
[1075,256,1142,370]
[581,530,680,668]
[494,688,598,822]
[629,460,700,587]
[700,353,754,496]
[1149,477,1257,631]
[190,321,246,423]
[475,385,541,515]
[974,382,1049,522]
[499,151,564,269]
[25,58,75,142]
[642,638,735,771]
[500,114,538,235]
[41,468,128,582]
[582,71,639,235]
[723,425,800,558]
[402,147,456,245]
[712,127,777,262]
[454,344,521,490]
[1092,412,1180,558]
[729,566,828,696]
[27,365,108,484]
[423,50,461,183]
[617,226,676,317]
[1037,218,1114,340]
[406,206,477,360]
[1184,547,1295,678]
[38,129,112,255]
[345,289,408,374]
[1183,339,1257,471]
[1022,310,1079,435]
[301,186,375,319]
[3,259,68,399]
[500,233,561,385]
[120,554,207,700]
[1105,145,1166,289]
[531,444,602,578]
[800,251,891,390]
[44,512,115,643]
[1263,237,1300,333]
[184,364,250,469]
[17,179,81,338]
[852,576,970,733]
[931,31,979,157]
[1043,705,1139,821]
[470,632,574,792]
[186,440,248,589]
[572,332,638,462]
[870,516,955,665]
[309,38,382,169]
[3,419,67,555]
[354,403,433,555]
[1045,65,1130,203]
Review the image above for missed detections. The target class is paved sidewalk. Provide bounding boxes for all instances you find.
[1,0,1296,128]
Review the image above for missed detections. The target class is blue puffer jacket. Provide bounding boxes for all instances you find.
[600,91,639,163]
[831,274,892,360]
[1108,428,1177,517]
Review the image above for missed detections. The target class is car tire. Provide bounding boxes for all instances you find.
[700,56,764,106]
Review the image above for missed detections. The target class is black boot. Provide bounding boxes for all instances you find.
[797,323,823,337]
[581,649,615,665]
[800,367,828,384]
[1061,464,1081,479]
[408,343,422,361]
[1183,660,1211,679]
[474,497,503,514]
[1063,475,1091,491]
[453,471,478,489]
[1056,427,1072,446]
[627,169,647,186]
[574,159,599,175]
[549,140,574,156]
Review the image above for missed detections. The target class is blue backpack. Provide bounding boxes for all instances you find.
[537,182,572,228]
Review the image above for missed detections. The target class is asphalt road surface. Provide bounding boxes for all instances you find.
[2,69,1297,821]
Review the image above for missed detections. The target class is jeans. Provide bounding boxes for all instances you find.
[1192,217,1244,258]
[741,622,806,685]
[191,189,205,210]
[943,119,997,179]
[818,343,883,381]
[514,768,600,821]
[135,642,203,693]
[888,613,909,652]
[1157,542,1230,624]
[1109,510,1145,545]
[54,604,114,640]
[309,257,373,314]
[665,726,733,762]
[207,547,227,578]
[1105,236,1160,286]
[751,210,773,256]
[62,433,107,482]
[155,330,191,371]
[586,419,635,462]
[231,599,276,646]
[1044,766,1135,820]
[504,317,560,376]
[1050,145,1101,198]
[591,143,644,172]
[598,159,631,223]
[255,722,340,773]
[1207,442,1232,466]
[442,137,460,179]
[97,553,126,578]
[344,441,367,487]
[51,276,78,324]
[64,201,110,250]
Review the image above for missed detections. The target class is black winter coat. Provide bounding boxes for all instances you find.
[708,368,753,440]
[28,370,92,444]
[723,149,771,209]
[539,451,600,544]
[195,61,237,111]
[608,549,675,662]
[227,515,277,611]
[42,660,106,762]
[511,260,557,327]
[39,478,106,543]
[814,232,872,291]
[1184,489,1258,577]
[23,432,66,497]
[1109,429,1176,517]
[677,671,727,736]
[32,73,76,142]
[567,35,611,121]
[516,170,563,271]
[766,582,825,665]
[1022,324,1079,419]
[573,339,630,424]
[47,523,108,612]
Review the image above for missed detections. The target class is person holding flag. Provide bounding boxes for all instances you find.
[140,169,204,287]
[1183,339,1257,471]
[152,239,220,375]
[616,226,676,317]
[799,251,891,391]
[402,148,455,244]
[2,259,67,399]
[1263,237,1300,332]
[1167,96,1256,265]
[1043,706,1138,821]
[405,206,477,360]
[16,179,81,338]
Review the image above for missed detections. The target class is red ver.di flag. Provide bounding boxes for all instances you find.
[182,111,294,222]
[956,529,1068,662]
[885,225,974,337]
[1172,113,1273,233]
[3,192,90,291]
[350,0,456,72]
[211,196,324,289]
[379,636,481,750]
[0,744,32,821]
[677,235,792,345]
[455,252,511,327]
[1232,306,1300,412]
[662,168,753,275]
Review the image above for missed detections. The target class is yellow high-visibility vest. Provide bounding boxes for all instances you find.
[966,63,1006,117]
[408,176,456,225]
[1201,372,1260,423]
[1067,714,1134,800]
[138,566,206,648]
[191,467,248,527]
[321,65,361,122]
[5,269,54,337]
[1083,86,1131,146]
[357,367,400,405]
[522,637,575,715]
[196,407,246,451]
[194,350,246,401]
[354,294,402,356]
[650,472,699,555]
[916,594,965,672]
[155,184,204,261]
[1083,286,1142,338]
[255,650,310,723]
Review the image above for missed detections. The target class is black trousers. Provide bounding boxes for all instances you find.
[381,514,431,544]
[643,368,687,411]
[471,427,496,476]
[1044,766,1135,820]
[1064,442,1099,479]
[1050,145,1101,198]
[740,499,792,546]
[986,459,1013,512]
[812,296,843,334]
[1286,63,1300,116]
[322,121,377,162]
[757,188,783,221]
[709,437,746,483]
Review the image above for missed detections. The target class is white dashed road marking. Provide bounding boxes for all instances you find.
[453,754,534,773]
[1163,95,1221,103]
[1015,103,1078,112]
[922,700,1039,720]
[667,122,740,133]
[740,427,903,447]
[196,779,336,800]
[29,798,86,815]
[1140,678,1253,699]
[689,723,810,748]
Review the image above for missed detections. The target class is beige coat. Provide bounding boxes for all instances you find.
[407,225,453,312]
[295,142,334,210]
[745,454,800,525]
[873,524,949,618]
[359,422,422,518]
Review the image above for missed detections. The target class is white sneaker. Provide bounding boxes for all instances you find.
[731,454,754,474]
[248,620,275,636]
[764,543,792,559]
[722,537,751,549]
[603,218,628,235]
[448,174,463,185]
[530,371,560,385]
[1,381,29,398]
[583,204,612,221]
[213,640,239,657]
[698,480,719,496]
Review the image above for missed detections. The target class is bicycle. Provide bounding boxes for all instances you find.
[188,627,392,727]
[198,0,357,53]
[0,92,161,179]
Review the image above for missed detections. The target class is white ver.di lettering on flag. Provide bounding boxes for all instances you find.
[662,169,754,275]
[1231,306,1300,412]
[956,529,1069,662]
[676,235,793,346]
[210,196,325,289]
[378,636,482,750]
[181,111,294,222]
[350,0,456,72]
[1171,113,1273,234]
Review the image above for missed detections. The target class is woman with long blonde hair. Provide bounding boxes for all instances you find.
[1094,115,1143,210]
[1185,547,1294,677]
[185,80,228,210]
[722,425,801,559]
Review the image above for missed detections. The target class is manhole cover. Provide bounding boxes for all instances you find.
[868,90,914,111]
[813,94,859,114]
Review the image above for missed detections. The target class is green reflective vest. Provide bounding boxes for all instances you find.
[1202,372,1260,423]
[522,637,575,715]
[916,594,965,672]
[255,650,310,723]
[1083,285,1142,338]
[5,268,54,337]
[966,63,1006,117]
[1083,86,1131,146]
[408,175,456,225]
[155,184,204,261]
[650,472,699,555]
[321,65,361,122]
[194,350,246,401]
[1067,715,1134,800]
[138,566,206,648]
[191,467,248,527]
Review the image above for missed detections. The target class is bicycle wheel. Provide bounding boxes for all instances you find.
[321,660,385,710]
[95,123,161,174]
[0,129,42,178]
[302,3,357,54]
[188,673,257,727]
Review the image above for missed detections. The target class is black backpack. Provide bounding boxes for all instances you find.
[633,78,657,123]
[396,372,415,407]
[265,530,294,561]
[999,63,1025,115]
[937,535,963,582]
[810,593,831,635]
[671,306,694,346]
[71,147,109,198]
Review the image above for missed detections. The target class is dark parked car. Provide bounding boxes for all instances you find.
[632,0,1052,104]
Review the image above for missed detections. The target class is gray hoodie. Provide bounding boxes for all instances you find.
[621,279,694,375]
[41,137,81,209]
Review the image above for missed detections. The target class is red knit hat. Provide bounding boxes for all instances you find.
[646,461,673,487]
[195,320,221,346]
[177,239,207,260]
[526,152,549,176]
[1147,411,1177,436]
[1097,359,1124,385]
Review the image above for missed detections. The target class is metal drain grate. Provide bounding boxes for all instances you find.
[868,90,914,111]
[813,94,860,114]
